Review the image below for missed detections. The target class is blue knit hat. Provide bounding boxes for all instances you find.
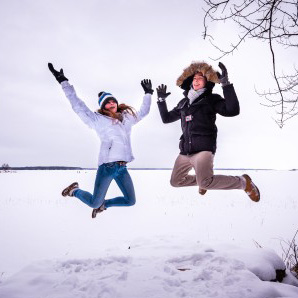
[98,92,118,109]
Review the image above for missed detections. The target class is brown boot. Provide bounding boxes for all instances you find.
[242,174,260,202]
[62,182,79,197]
[92,204,106,218]
[199,188,207,195]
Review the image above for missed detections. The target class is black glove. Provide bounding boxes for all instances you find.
[156,84,171,102]
[217,62,230,87]
[141,79,154,94]
[48,63,68,84]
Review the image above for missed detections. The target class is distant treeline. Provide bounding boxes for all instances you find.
[2,167,171,170]
[0,166,95,170]
[1,167,295,171]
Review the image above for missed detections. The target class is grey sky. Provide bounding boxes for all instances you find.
[1,0,297,169]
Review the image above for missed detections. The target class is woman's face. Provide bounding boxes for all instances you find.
[104,100,118,113]
[192,74,206,90]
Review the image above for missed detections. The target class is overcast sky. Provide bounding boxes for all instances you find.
[1,0,297,169]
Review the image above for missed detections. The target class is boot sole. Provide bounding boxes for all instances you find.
[243,174,260,202]
[62,182,78,197]
[92,205,106,218]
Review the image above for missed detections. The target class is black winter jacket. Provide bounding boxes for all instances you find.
[157,84,240,155]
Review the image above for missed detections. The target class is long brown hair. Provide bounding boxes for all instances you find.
[97,103,137,121]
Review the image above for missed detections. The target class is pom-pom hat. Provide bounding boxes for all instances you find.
[98,91,118,109]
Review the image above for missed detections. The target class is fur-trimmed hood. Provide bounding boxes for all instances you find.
[177,61,220,90]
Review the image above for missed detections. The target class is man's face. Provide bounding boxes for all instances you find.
[104,100,118,113]
[192,74,206,90]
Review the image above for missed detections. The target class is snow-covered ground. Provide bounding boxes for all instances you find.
[0,169,298,297]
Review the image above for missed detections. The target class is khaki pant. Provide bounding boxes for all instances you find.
[170,151,245,191]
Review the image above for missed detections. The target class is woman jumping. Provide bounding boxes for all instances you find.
[48,63,153,218]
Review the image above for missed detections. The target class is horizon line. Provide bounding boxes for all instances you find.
[1,166,297,171]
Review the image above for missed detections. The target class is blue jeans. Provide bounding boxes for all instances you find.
[73,162,136,209]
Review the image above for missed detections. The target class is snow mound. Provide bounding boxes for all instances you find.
[1,241,298,298]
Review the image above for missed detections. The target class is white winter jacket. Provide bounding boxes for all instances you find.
[61,81,151,166]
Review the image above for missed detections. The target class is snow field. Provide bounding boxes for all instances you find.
[0,169,297,297]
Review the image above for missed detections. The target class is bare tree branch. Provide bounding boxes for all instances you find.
[203,0,298,127]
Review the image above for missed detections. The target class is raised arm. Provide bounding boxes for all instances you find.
[131,79,153,124]
[48,63,98,129]
[156,84,180,123]
[214,62,240,117]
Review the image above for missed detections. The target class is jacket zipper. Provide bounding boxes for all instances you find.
[185,113,192,153]
[187,120,192,153]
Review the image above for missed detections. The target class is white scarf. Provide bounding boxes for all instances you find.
[187,87,206,105]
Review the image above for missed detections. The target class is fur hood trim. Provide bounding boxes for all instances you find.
[176,61,220,88]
